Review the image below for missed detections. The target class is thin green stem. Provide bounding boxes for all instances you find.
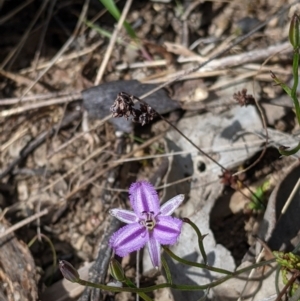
[275,265,281,296]
[271,50,300,156]
[163,246,233,275]
[99,0,136,38]
[232,259,276,275]
[128,134,165,153]
[271,76,292,96]
[279,142,300,156]
[28,234,57,285]
[76,258,275,293]
[292,52,299,95]
[293,241,300,253]
[162,256,172,284]
[182,218,207,264]
[291,50,300,125]
[85,20,139,49]
[123,278,153,301]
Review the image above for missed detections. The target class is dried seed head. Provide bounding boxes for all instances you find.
[110,92,134,119]
[111,92,156,126]
[219,170,238,188]
[233,89,255,106]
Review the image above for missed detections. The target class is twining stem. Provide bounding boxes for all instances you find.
[279,142,300,156]
[183,218,207,264]
[274,270,300,301]
[122,277,153,301]
[162,256,173,284]
[271,47,300,156]
[28,234,57,285]
[75,258,275,293]
[163,246,233,275]
[275,265,281,296]
[291,49,300,125]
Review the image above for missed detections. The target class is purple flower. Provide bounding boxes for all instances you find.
[109,181,184,268]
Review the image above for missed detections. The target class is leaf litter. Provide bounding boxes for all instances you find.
[0,1,300,301]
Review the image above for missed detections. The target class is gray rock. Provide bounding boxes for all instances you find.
[82,80,179,133]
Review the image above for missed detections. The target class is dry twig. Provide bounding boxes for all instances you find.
[0,209,48,239]
[94,0,133,85]
[0,111,81,180]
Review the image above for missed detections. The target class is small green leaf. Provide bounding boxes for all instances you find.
[99,0,136,39]
[109,258,125,282]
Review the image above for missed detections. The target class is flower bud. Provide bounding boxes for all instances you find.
[289,13,300,49]
[109,258,125,282]
[182,217,191,223]
[59,260,80,283]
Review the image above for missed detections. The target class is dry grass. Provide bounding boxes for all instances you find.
[0,1,299,300]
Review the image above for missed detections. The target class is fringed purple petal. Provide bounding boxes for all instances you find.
[147,233,161,268]
[109,180,186,268]
[129,181,160,216]
[160,194,184,216]
[153,216,182,245]
[109,209,138,224]
[109,223,148,257]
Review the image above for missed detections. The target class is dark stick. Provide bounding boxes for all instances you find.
[78,135,127,301]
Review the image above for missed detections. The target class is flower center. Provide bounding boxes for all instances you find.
[140,211,156,230]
